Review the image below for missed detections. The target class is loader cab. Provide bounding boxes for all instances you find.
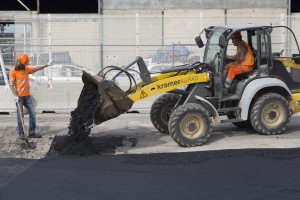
[199,25,273,101]
[226,28,273,75]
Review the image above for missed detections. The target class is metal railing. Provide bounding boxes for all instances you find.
[1,13,300,112]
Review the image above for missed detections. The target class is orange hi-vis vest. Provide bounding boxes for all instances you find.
[236,40,255,69]
[9,67,34,96]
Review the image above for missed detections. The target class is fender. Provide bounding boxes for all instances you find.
[195,95,220,124]
[239,77,292,120]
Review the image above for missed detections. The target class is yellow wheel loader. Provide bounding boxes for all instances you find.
[79,24,300,147]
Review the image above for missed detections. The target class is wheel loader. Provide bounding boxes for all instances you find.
[79,24,300,147]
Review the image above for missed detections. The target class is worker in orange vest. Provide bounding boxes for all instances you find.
[224,32,254,95]
[9,54,54,140]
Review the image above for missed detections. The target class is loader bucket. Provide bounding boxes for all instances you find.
[78,70,134,125]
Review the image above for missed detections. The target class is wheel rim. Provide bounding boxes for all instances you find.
[160,104,174,124]
[262,102,285,127]
[180,114,206,139]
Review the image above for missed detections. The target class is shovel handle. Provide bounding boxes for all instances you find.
[16,101,28,138]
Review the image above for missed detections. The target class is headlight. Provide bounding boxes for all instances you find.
[206,71,213,80]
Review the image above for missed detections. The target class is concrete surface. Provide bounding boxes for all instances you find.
[103,0,288,9]
[1,112,300,159]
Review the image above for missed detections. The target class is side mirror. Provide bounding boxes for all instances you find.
[195,36,204,48]
[218,35,226,48]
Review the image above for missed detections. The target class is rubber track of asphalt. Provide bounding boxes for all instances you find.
[1,148,300,200]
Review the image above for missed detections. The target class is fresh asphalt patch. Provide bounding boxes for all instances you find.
[1,148,300,200]
[48,135,128,156]
[122,148,300,165]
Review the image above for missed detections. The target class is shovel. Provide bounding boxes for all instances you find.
[16,100,36,149]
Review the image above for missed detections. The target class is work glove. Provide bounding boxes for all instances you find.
[14,95,19,102]
[47,60,54,66]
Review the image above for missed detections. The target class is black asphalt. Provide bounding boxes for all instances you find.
[1,148,300,200]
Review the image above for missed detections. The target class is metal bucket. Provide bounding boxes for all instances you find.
[78,70,133,125]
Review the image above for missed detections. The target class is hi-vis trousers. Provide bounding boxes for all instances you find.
[224,64,253,89]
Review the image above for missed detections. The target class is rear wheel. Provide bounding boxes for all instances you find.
[250,93,291,135]
[168,103,212,147]
[150,94,181,134]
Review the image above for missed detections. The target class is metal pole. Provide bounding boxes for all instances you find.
[98,0,103,15]
[136,13,139,57]
[280,14,286,56]
[199,13,204,62]
[288,0,292,56]
[48,14,53,90]
[225,9,227,25]
[172,43,174,66]
[288,0,291,17]
[162,9,164,47]
[48,14,52,61]
[98,0,104,70]
[0,51,9,90]
[23,25,26,54]
[17,0,30,11]
[37,0,40,14]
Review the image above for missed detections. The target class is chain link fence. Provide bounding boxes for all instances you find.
[1,13,300,113]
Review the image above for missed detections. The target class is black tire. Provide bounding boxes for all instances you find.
[150,93,181,134]
[227,114,252,128]
[250,93,291,135]
[233,120,252,128]
[168,103,212,147]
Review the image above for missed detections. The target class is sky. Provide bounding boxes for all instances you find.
[1,0,98,13]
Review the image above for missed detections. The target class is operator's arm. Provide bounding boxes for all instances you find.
[31,60,54,73]
[31,64,49,73]
[226,43,247,61]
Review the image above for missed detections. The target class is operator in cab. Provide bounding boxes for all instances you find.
[224,32,254,95]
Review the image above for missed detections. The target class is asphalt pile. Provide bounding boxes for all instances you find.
[68,90,99,142]
[51,90,101,155]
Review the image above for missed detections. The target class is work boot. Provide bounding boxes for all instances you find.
[29,133,42,138]
[19,134,26,140]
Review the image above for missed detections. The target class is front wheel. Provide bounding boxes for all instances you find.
[250,93,291,135]
[168,103,212,147]
[150,94,181,134]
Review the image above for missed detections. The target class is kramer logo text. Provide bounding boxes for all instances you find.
[157,76,199,90]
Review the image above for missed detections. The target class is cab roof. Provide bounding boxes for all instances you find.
[217,24,270,32]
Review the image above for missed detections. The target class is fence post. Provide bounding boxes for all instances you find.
[47,14,53,92]
[23,25,26,54]
[48,14,52,62]
[100,43,103,74]
[162,9,165,47]
[199,13,204,62]
[172,43,175,66]
[98,8,104,70]
[280,13,286,56]
[0,51,9,90]
[136,13,139,57]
